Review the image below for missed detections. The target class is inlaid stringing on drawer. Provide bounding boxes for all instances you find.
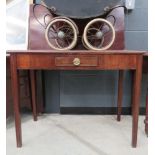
[55,56,99,67]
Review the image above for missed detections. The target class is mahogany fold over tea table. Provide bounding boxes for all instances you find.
[8,50,144,148]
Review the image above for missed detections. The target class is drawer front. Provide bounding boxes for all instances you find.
[55,56,98,67]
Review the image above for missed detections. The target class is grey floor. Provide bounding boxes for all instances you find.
[7,115,148,155]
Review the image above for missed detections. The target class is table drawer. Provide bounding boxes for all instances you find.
[55,56,98,67]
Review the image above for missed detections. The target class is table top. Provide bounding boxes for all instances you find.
[7,50,146,55]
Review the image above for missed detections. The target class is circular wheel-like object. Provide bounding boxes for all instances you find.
[83,18,115,51]
[45,17,78,50]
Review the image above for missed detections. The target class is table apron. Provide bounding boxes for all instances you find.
[16,54,138,70]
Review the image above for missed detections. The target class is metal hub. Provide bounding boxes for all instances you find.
[96,31,103,39]
[58,31,65,39]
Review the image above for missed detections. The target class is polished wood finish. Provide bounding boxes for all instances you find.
[55,56,98,67]
[109,7,125,50]
[29,5,125,50]
[28,4,54,50]
[10,55,22,147]
[117,53,148,137]
[132,55,143,147]
[117,70,124,121]
[14,51,139,70]
[8,50,144,148]
[6,57,32,118]
[30,70,38,121]
[117,55,144,147]
[28,4,126,121]
[6,56,14,117]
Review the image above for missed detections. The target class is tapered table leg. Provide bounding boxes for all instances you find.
[132,55,143,148]
[10,55,22,147]
[30,70,38,121]
[117,70,124,121]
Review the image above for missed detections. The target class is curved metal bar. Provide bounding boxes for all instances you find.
[43,14,53,27]
[33,4,54,29]
[106,15,116,26]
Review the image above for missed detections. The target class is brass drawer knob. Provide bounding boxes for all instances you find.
[73,58,80,66]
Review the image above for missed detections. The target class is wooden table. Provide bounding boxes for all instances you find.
[8,50,144,148]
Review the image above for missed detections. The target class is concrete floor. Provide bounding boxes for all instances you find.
[7,115,148,155]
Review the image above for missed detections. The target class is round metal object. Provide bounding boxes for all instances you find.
[73,58,80,66]
[57,31,65,39]
[50,6,56,12]
[96,31,104,39]
[83,18,115,50]
[45,17,78,50]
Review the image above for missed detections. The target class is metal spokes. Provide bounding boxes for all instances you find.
[45,17,78,50]
[83,18,115,50]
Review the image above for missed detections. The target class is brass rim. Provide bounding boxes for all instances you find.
[45,17,78,50]
[83,18,115,51]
